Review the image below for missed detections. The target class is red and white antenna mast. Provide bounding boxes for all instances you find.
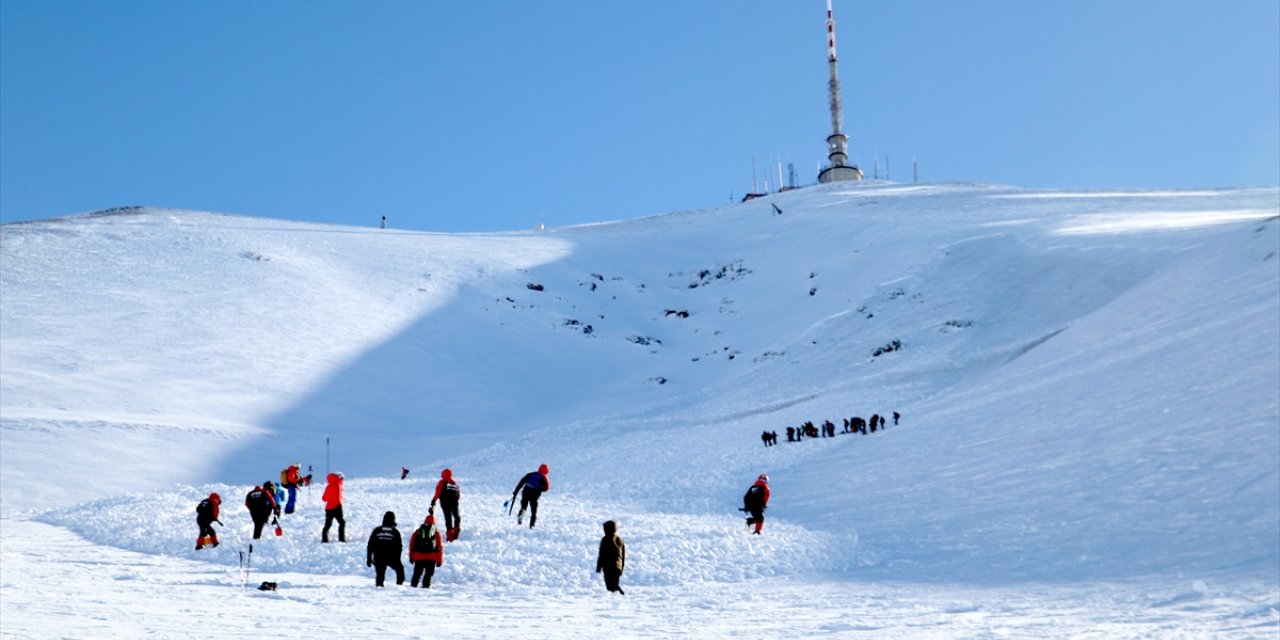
[827,0,842,135]
[818,0,863,183]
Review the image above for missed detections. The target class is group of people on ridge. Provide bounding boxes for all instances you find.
[766,411,901,445]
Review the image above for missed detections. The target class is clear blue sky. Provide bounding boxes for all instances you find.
[2,1,1277,231]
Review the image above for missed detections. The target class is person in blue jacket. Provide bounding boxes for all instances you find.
[511,464,551,529]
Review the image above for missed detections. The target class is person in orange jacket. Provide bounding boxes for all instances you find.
[321,472,345,543]
[408,514,444,588]
[429,468,461,541]
[742,473,771,535]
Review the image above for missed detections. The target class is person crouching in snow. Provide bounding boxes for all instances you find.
[366,511,405,587]
[321,472,345,543]
[430,468,461,541]
[408,514,444,588]
[195,492,222,549]
[743,473,771,535]
[595,520,626,595]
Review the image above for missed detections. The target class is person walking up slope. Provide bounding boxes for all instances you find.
[429,468,461,541]
[743,473,771,535]
[511,464,551,529]
[366,511,405,587]
[195,492,222,550]
[408,514,445,588]
[595,520,626,595]
[321,472,346,543]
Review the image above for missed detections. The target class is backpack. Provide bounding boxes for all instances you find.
[744,485,765,509]
[196,499,212,520]
[280,468,290,485]
[247,489,269,511]
[413,525,439,554]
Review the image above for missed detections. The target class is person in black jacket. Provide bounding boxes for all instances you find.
[366,511,405,587]
[244,484,279,540]
[742,474,770,535]
[195,492,222,550]
[595,520,626,595]
[430,468,462,542]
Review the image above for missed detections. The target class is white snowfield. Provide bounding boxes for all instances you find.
[1,183,1277,638]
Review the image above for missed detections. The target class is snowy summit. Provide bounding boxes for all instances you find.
[1,182,1278,638]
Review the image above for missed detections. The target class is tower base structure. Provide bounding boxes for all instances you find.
[818,164,863,184]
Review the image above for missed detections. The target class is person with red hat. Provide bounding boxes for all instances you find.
[429,468,462,542]
[408,514,445,588]
[742,473,771,535]
[511,464,551,529]
[195,492,222,550]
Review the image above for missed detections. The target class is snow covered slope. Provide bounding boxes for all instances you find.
[2,184,1277,637]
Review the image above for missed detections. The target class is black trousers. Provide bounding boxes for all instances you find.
[602,568,624,594]
[322,506,345,542]
[411,561,437,588]
[439,498,461,533]
[251,516,269,539]
[374,560,405,587]
[518,488,542,527]
[197,520,216,544]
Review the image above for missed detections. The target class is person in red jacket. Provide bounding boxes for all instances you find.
[408,514,444,588]
[195,492,222,550]
[742,473,771,535]
[321,472,345,543]
[429,468,461,541]
[280,463,312,515]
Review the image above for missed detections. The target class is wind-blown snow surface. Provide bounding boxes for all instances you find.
[2,183,1278,638]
